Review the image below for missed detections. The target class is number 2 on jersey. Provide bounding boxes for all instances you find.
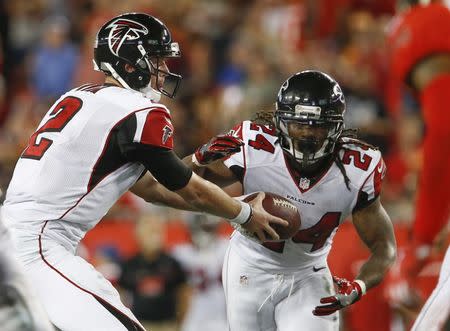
[342,149,372,171]
[21,96,83,160]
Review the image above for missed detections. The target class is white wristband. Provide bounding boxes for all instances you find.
[354,279,366,295]
[192,153,204,167]
[229,201,252,225]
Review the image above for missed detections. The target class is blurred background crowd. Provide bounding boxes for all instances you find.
[0,0,448,330]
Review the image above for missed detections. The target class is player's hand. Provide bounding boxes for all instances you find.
[242,192,289,242]
[193,134,244,166]
[313,276,366,316]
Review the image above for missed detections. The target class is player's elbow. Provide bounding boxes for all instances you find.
[384,240,397,267]
[141,191,164,205]
[375,239,397,270]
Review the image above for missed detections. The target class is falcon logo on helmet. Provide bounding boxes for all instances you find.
[94,13,182,99]
[332,84,345,103]
[107,19,148,56]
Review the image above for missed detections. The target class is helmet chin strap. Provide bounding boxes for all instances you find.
[103,62,162,102]
[103,62,132,89]
[284,134,328,167]
[139,85,162,102]
[139,48,162,102]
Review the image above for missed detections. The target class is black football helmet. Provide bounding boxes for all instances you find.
[275,70,345,166]
[94,13,181,101]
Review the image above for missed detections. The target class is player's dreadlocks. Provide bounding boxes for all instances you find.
[253,111,275,126]
[252,111,378,190]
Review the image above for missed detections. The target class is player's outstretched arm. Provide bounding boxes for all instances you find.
[130,155,242,211]
[130,163,286,242]
[313,197,396,316]
[130,173,198,211]
[175,174,286,242]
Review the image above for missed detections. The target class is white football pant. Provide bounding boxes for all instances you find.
[222,244,339,331]
[9,225,145,331]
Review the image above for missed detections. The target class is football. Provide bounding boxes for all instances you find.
[244,192,301,240]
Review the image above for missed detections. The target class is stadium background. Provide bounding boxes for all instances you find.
[0,0,448,330]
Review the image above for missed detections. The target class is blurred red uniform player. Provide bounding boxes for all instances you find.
[389,1,450,253]
[388,2,450,330]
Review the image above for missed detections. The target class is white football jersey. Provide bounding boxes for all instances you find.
[2,84,175,249]
[224,121,385,271]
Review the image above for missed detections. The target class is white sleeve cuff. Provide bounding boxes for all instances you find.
[191,153,204,167]
[355,279,366,295]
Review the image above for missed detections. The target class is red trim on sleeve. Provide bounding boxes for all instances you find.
[141,109,174,149]
[373,157,386,197]
[354,154,386,211]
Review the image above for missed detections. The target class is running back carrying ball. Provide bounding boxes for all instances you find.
[244,192,301,240]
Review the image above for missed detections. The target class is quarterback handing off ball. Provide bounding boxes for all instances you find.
[244,192,301,240]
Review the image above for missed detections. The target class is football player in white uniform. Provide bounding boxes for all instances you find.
[0,191,54,331]
[1,13,287,331]
[182,71,397,331]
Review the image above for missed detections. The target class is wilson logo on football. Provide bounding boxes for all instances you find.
[107,19,148,56]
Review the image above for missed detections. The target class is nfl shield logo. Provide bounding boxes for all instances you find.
[240,275,248,286]
[299,177,310,190]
